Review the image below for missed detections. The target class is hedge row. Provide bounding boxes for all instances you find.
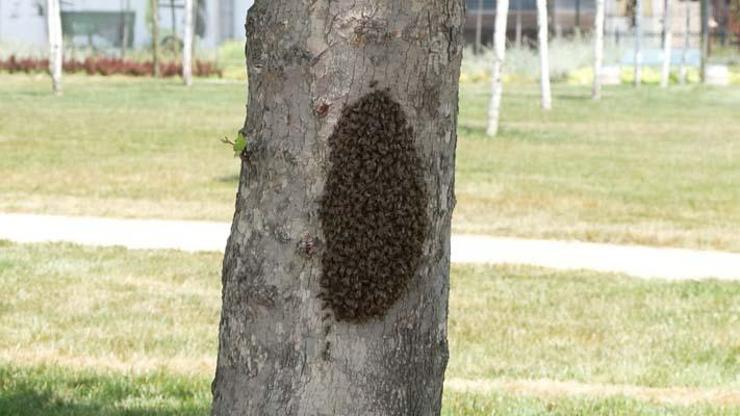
[0,55,222,78]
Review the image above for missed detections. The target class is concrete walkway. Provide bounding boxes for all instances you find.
[1,213,739,281]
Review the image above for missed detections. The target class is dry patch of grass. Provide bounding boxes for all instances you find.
[446,378,740,407]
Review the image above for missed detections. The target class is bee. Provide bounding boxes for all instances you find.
[314,102,330,118]
[318,90,428,323]
[298,232,317,257]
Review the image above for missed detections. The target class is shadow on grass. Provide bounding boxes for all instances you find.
[0,365,210,416]
[457,124,572,143]
[214,174,239,183]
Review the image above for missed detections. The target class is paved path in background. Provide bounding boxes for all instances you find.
[1,213,739,281]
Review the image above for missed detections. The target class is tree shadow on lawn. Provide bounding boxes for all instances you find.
[0,365,210,416]
[214,173,240,183]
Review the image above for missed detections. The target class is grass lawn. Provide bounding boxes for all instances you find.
[1,241,738,414]
[1,75,739,251]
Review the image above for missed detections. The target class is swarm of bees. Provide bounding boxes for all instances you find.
[318,90,428,323]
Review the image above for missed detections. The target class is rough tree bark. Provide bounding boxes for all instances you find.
[592,0,605,100]
[660,0,673,87]
[537,0,552,110]
[46,0,63,95]
[211,0,464,415]
[183,0,194,86]
[487,0,510,136]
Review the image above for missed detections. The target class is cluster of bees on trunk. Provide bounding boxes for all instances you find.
[318,89,428,323]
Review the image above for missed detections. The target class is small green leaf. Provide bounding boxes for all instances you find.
[233,132,247,156]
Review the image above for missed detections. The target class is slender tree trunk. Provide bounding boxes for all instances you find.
[46,0,63,95]
[700,0,709,82]
[593,0,605,99]
[182,0,194,86]
[152,0,160,77]
[487,0,510,136]
[211,0,464,414]
[537,0,552,110]
[634,0,643,86]
[476,0,484,54]
[121,0,130,58]
[679,0,690,84]
[515,0,523,47]
[660,0,673,87]
[170,0,176,35]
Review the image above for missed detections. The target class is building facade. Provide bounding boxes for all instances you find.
[0,0,254,50]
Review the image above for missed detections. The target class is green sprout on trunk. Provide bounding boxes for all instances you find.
[221,131,248,157]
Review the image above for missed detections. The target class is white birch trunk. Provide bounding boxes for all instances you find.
[152,0,160,77]
[679,0,690,84]
[486,0,510,137]
[475,0,484,54]
[660,0,673,87]
[537,0,552,110]
[699,0,708,82]
[46,0,63,95]
[592,0,605,100]
[634,0,643,86]
[515,0,523,47]
[121,0,131,58]
[182,0,194,86]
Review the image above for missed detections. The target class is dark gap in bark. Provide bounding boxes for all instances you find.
[319,90,428,323]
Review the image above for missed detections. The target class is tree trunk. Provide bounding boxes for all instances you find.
[660,0,672,87]
[634,0,643,87]
[679,0,690,84]
[46,0,63,95]
[700,0,709,82]
[487,0,511,136]
[183,0,194,86]
[515,0,523,47]
[121,0,131,58]
[152,0,160,77]
[537,0,552,110]
[211,1,464,415]
[475,0,484,54]
[593,0,605,99]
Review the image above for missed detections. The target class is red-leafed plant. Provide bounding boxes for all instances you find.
[0,55,222,78]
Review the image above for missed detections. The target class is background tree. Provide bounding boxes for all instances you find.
[593,0,606,99]
[515,0,523,47]
[487,0,511,136]
[46,0,63,95]
[211,0,464,414]
[151,0,160,77]
[679,0,691,84]
[537,0,552,109]
[121,0,131,58]
[475,0,484,54]
[700,0,709,81]
[182,0,194,86]
[661,0,673,87]
[635,0,643,86]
